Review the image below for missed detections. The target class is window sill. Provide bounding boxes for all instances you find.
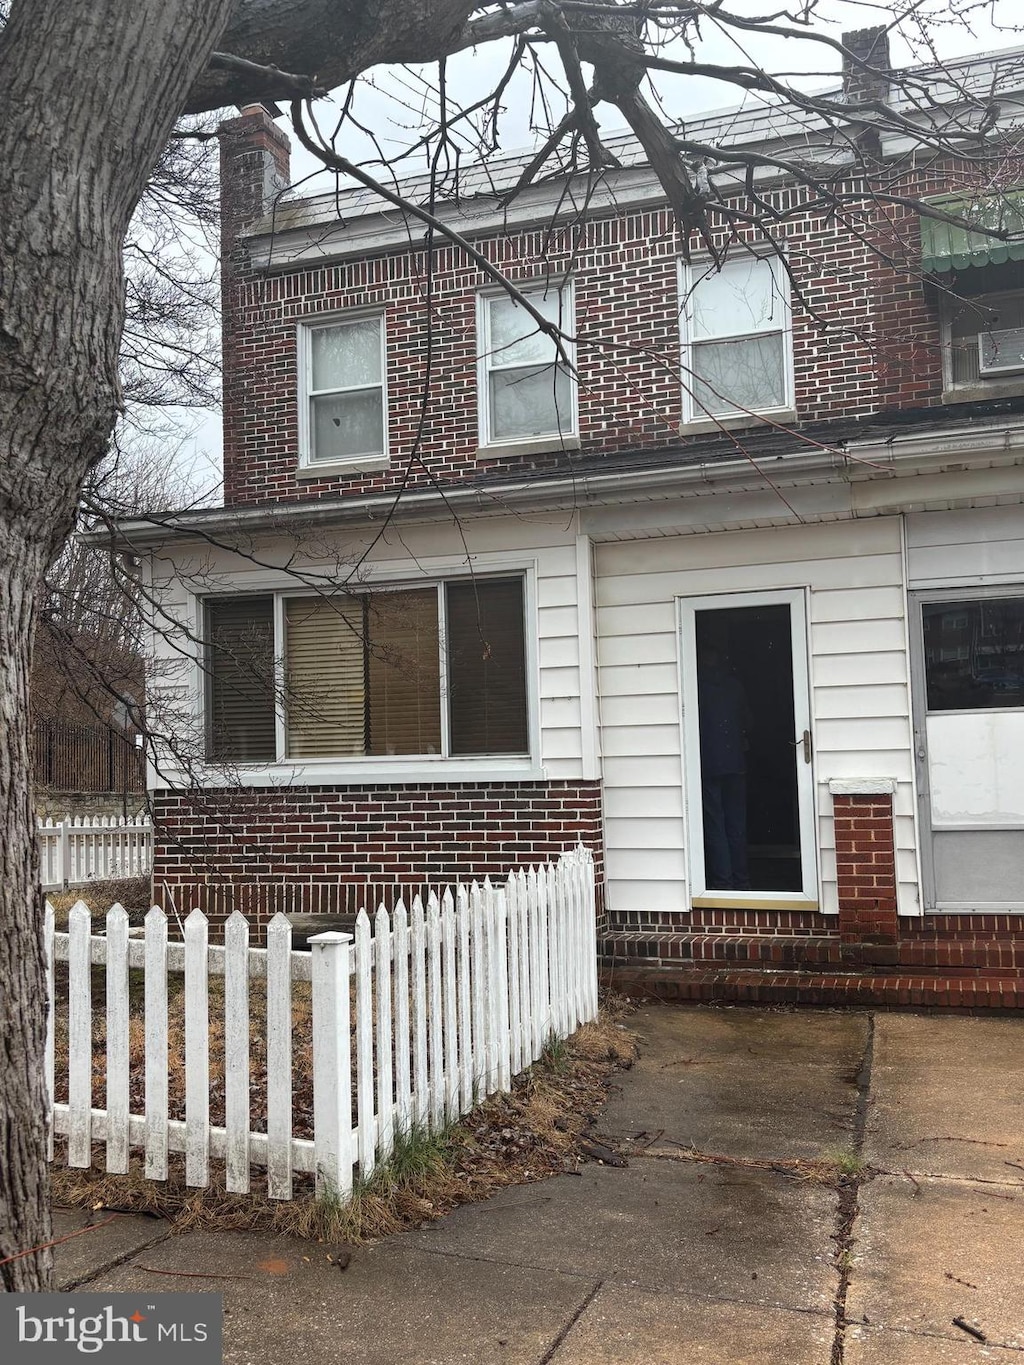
[678,408,797,437]
[942,380,1024,405]
[296,455,390,480]
[189,757,545,788]
[475,434,581,460]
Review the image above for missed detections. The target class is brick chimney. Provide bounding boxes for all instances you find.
[218,106,291,506]
[842,27,892,107]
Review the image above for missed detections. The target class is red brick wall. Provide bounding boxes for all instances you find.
[218,114,962,510]
[832,792,899,944]
[151,779,603,934]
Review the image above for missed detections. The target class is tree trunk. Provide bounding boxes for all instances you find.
[0,541,53,1291]
[0,0,239,1291]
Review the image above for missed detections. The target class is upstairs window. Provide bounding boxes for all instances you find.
[942,288,1024,390]
[206,578,529,763]
[298,314,387,466]
[478,285,575,445]
[921,191,1024,400]
[680,254,793,422]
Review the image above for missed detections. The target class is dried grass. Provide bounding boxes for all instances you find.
[47,877,152,927]
[50,992,639,1245]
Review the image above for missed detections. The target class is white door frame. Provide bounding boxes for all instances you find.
[678,587,819,909]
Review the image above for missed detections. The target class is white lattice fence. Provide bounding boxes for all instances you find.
[46,845,598,1201]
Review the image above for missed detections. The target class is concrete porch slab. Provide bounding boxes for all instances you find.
[846,1174,1024,1350]
[550,1282,835,1364]
[403,1158,839,1313]
[864,1015,1024,1181]
[596,1004,867,1162]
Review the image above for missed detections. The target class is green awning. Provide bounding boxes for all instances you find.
[920,190,1024,273]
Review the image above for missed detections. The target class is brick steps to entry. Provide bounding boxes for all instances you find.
[601,962,1024,1010]
[600,929,1024,975]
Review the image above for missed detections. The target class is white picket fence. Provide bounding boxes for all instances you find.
[38,815,152,890]
[45,845,598,1201]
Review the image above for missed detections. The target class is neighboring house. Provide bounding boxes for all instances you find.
[116,34,1024,1002]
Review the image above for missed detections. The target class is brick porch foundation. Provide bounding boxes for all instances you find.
[600,782,1024,1009]
[151,779,603,939]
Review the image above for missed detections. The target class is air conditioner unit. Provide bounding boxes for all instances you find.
[977,326,1024,376]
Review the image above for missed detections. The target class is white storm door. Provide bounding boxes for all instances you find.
[913,590,1024,910]
[679,588,818,907]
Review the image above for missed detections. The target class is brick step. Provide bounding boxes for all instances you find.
[600,930,844,968]
[600,929,1024,974]
[601,963,1024,1011]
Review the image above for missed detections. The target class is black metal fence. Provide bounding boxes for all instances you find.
[32,719,145,794]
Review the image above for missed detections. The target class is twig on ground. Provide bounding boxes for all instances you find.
[952,1317,987,1343]
[0,1214,120,1267]
[136,1264,256,1280]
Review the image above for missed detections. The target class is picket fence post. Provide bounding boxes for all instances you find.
[144,905,169,1180]
[310,931,354,1199]
[266,913,294,1200]
[105,904,131,1174]
[224,911,251,1194]
[67,901,92,1168]
[374,903,394,1159]
[184,908,210,1188]
[392,900,412,1136]
[354,908,376,1177]
[425,893,443,1131]
[44,901,55,1162]
[441,890,459,1124]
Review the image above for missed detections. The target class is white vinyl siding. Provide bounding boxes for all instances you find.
[594,517,917,917]
[906,506,1024,589]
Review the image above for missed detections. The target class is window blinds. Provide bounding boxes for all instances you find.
[207,597,276,762]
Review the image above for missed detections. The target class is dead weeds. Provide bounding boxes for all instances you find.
[50,991,639,1245]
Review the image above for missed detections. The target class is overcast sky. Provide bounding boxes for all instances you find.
[174,0,1024,500]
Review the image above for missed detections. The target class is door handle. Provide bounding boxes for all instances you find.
[789,730,813,762]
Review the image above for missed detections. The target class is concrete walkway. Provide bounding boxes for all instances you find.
[54,1006,1024,1363]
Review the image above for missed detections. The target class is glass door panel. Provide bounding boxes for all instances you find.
[681,589,817,906]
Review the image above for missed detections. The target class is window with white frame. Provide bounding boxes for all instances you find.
[299,314,387,465]
[206,577,529,763]
[478,285,575,444]
[680,254,792,421]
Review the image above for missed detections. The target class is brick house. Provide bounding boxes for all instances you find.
[118,36,1024,1004]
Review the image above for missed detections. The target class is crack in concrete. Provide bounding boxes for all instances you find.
[537,1278,603,1365]
[58,1222,176,1292]
[875,1167,1024,1189]
[850,1319,1024,1353]
[831,1012,876,1365]
[406,1237,836,1324]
